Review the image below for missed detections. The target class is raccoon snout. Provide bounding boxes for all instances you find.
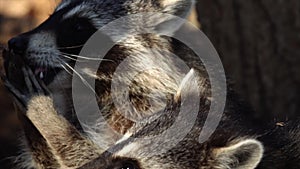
[8,35,29,55]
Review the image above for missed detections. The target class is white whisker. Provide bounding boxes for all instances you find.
[59,63,73,76]
[60,52,115,62]
[60,54,77,61]
[57,44,84,50]
[60,60,97,95]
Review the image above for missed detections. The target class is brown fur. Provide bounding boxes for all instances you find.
[26,96,102,168]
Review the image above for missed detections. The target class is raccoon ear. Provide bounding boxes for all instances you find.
[154,0,195,34]
[159,0,195,18]
[174,68,198,102]
[214,139,264,169]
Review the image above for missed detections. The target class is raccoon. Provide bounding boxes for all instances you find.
[4,68,300,169]
[3,67,261,169]
[78,69,262,169]
[4,0,199,167]
[4,0,299,168]
[80,69,300,169]
[6,0,197,146]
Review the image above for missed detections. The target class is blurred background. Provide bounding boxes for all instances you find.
[0,0,300,168]
[0,0,60,168]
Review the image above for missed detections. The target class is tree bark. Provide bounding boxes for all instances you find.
[196,0,300,122]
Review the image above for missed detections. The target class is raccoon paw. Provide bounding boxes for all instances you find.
[2,66,50,109]
[22,66,50,96]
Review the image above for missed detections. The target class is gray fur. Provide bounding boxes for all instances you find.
[5,0,299,168]
[24,0,196,152]
[79,69,264,169]
[7,0,197,168]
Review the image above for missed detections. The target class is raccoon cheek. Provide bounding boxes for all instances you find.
[153,0,194,35]
[160,0,194,18]
[213,139,264,169]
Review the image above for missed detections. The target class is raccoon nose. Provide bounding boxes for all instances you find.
[8,36,28,55]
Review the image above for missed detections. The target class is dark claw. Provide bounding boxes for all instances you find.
[38,78,51,96]
[2,77,28,108]
[2,66,51,110]
[23,67,34,94]
[24,66,42,94]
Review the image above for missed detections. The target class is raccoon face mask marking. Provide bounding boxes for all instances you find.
[7,0,194,86]
[7,9,97,85]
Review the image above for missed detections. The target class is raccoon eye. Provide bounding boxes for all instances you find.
[120,161,138,169]
[74,22,89,32]
[73,19,93,32]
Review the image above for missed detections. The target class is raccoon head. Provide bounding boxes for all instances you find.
[6,0,194,86]
[15,68,263,169]
[78,69,264,169]
[83,138,263,169]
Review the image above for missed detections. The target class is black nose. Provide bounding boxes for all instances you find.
[8,36,28,55]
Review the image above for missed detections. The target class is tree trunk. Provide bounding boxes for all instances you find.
[196,0,300,122]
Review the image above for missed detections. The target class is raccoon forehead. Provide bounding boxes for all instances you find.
[57,0,162,24]
[59,1,126,29]
[56,0,161,13]
[56,0,190,30]
[55,0,73,12]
